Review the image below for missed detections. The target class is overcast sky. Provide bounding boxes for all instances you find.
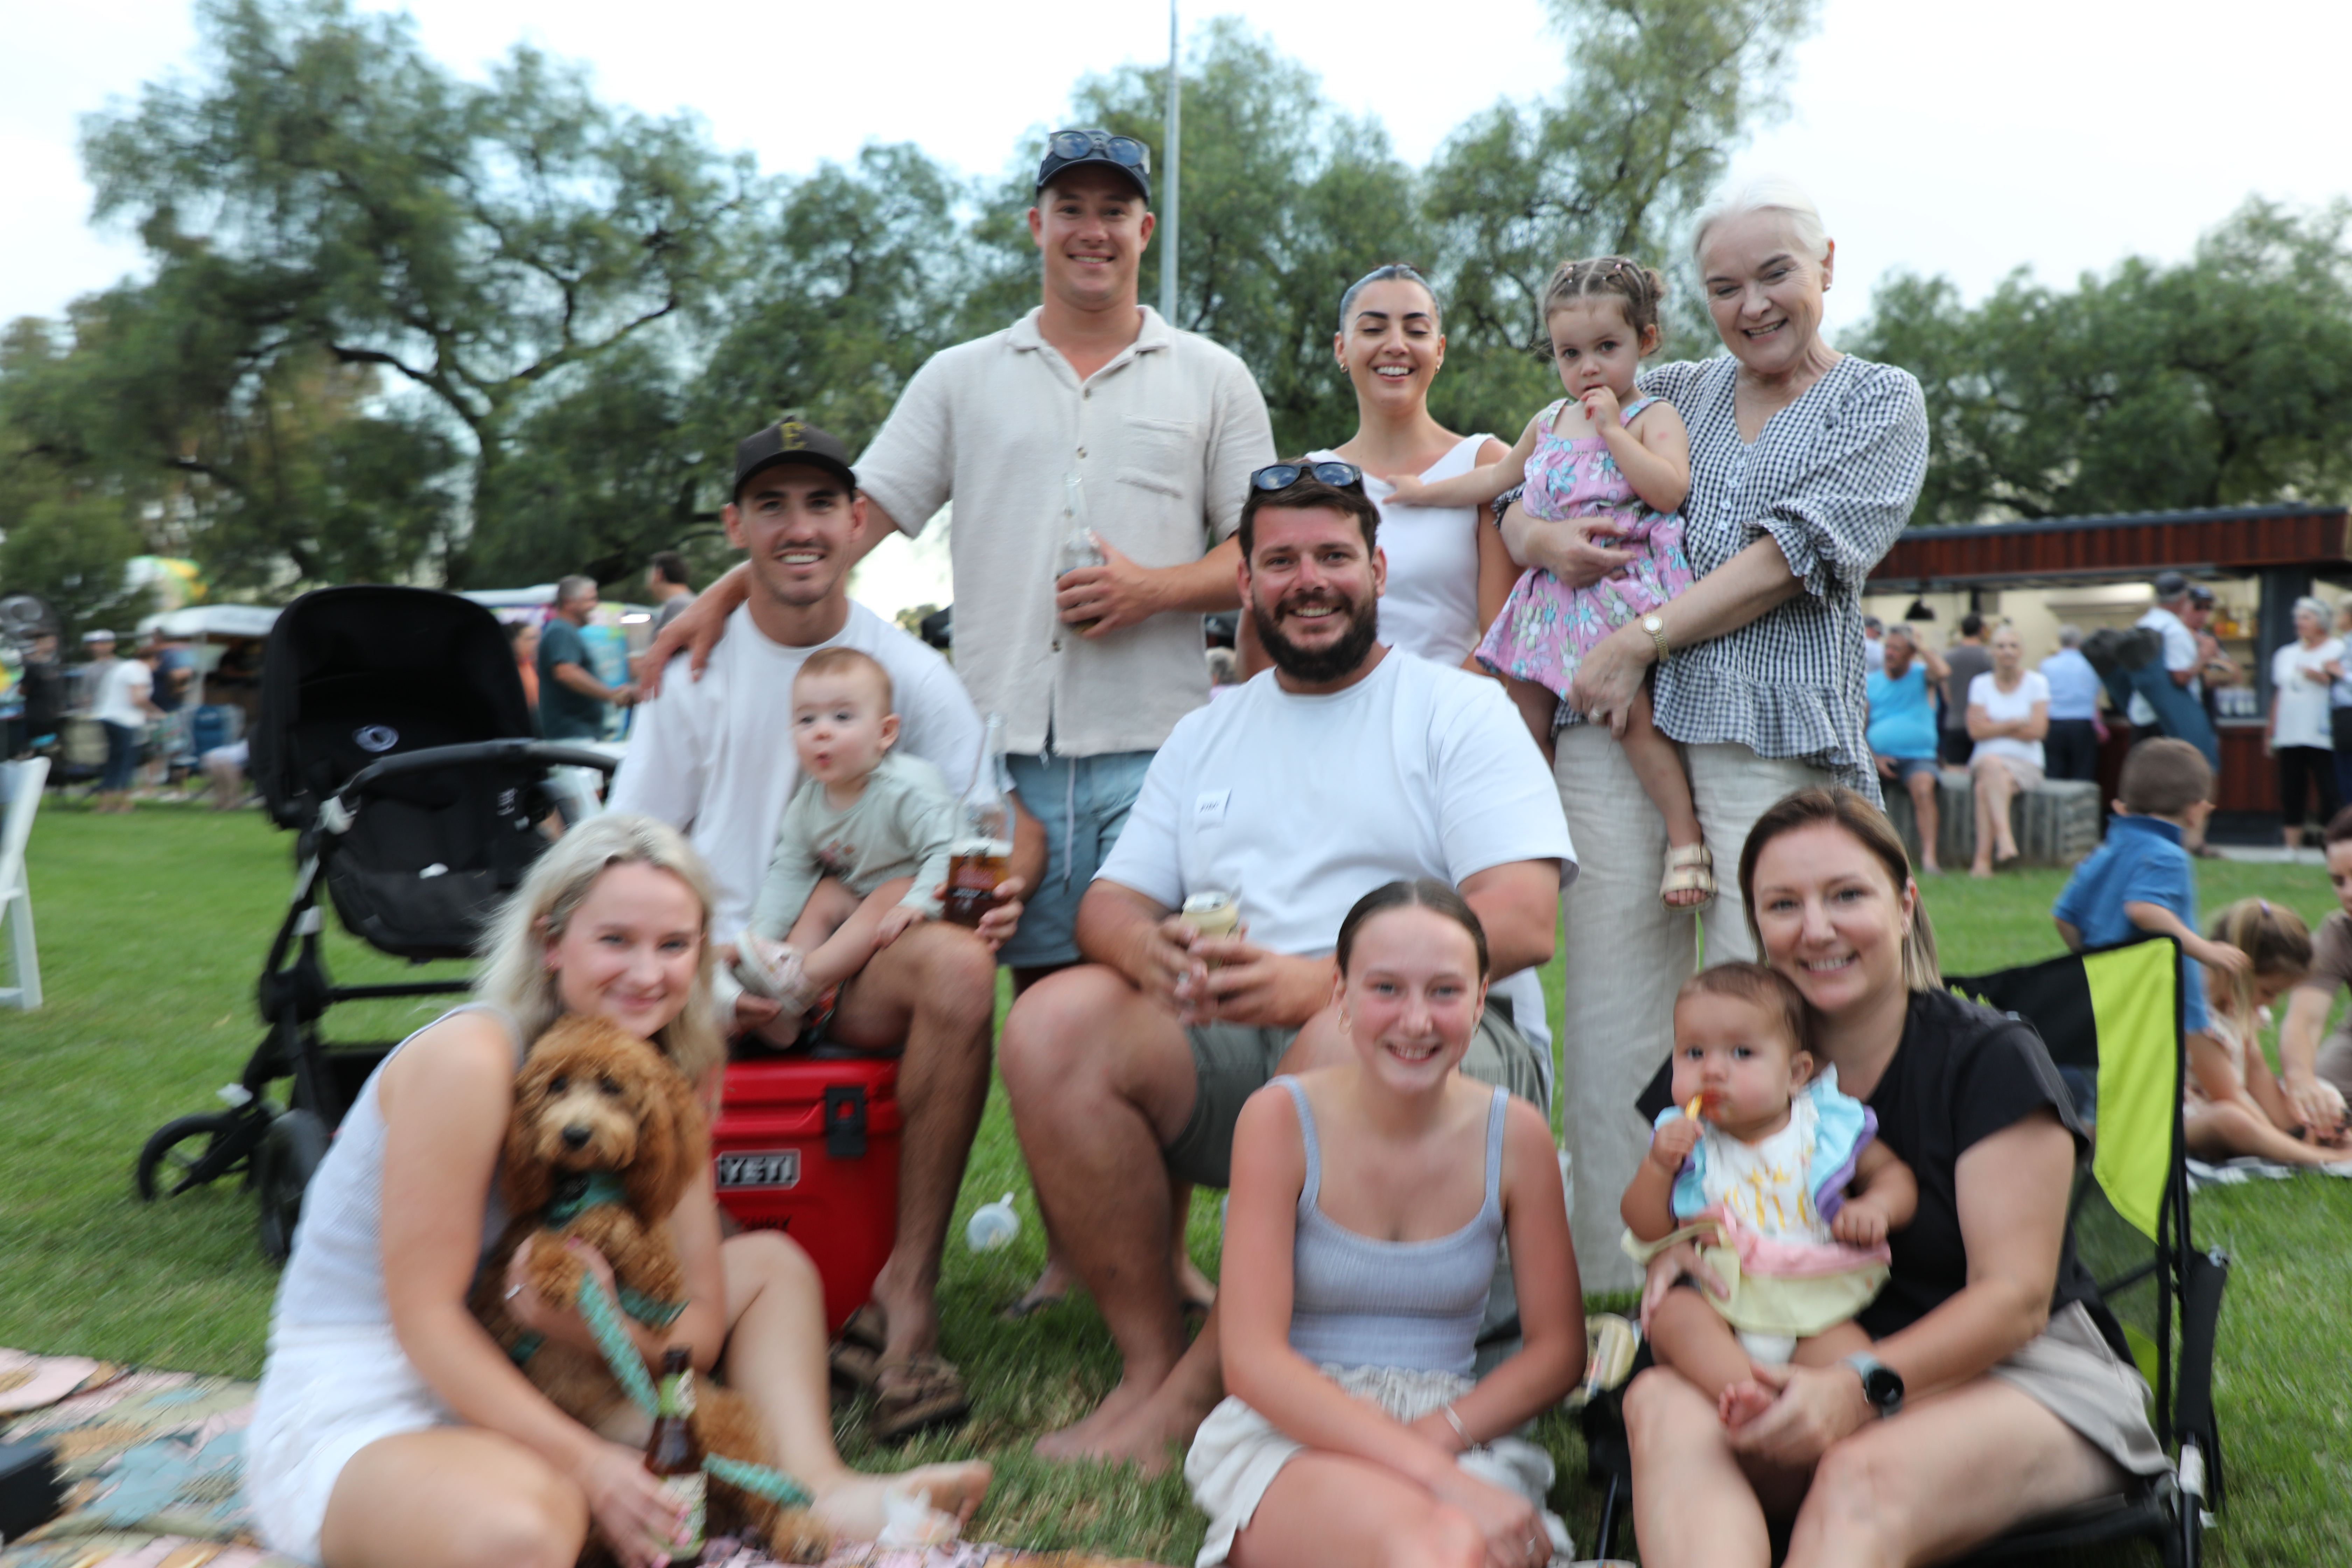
[6,0,2350,343]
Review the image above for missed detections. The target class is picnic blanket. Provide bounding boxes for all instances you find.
[0,1351,1153,1568]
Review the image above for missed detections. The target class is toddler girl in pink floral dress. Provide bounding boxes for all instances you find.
[1391,257,1708,908]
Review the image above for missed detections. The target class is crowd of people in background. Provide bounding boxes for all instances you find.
[1863,570,2352,867]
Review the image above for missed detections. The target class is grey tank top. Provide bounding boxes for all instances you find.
[1280,1074,1507,1377]
[270,1004,523,1329]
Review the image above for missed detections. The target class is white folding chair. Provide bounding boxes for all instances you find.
[0,756,48,1009]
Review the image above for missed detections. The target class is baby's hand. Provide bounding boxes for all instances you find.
[876,905,924,946]
[1830,1201,1889,1247]
[1648,1115,1701,1173]
[1387,475,1432,507]
[1580,386,1624,427]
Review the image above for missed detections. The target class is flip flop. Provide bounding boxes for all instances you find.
[830,1303,888,1391]
[873,1354,971,1443]
[1000,1281,1070,1321]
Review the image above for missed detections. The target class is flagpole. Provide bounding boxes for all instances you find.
[1161,0,1180,325]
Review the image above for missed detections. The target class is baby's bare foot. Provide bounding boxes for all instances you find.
[1718,1379,1776,1429]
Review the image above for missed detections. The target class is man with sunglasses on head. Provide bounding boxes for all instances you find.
[997,462,1575,1467]
[646,129,1274,989]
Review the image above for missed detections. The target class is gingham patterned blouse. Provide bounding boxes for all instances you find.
[1554,353,1927,803]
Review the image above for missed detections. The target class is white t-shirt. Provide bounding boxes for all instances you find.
[2272,638,2342,751]
[2126,606,2200,726]
[1968,670,2050,770]
[1097,649,1576,962]
[1308,435,1491,667]
[609,602,985,938]
[90,658,153,728]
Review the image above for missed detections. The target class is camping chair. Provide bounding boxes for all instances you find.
[1582,936,2221,1568]
[0,756,48,1008]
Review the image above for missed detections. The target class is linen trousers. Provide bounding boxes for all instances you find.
[1553,727,1831,1289]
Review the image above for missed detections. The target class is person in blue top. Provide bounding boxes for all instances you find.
[2038,625,2105,784]
[2052,738,2248,1049]
[1865,626,1948,874]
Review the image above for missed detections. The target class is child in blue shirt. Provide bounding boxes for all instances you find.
[2053,738,2249,1042]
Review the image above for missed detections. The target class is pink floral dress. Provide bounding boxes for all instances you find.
[1475,396,1694,699]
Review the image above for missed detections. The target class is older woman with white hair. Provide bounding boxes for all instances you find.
[1496,176,1928,1284]
[2270,595,2342,848]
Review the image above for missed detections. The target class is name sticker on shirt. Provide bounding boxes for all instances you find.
[1194,790,1231,828]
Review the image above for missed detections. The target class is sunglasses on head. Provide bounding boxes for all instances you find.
[1045,129,1151,174]
[1248,461,1364,493]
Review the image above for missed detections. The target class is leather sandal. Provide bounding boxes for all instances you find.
[872,1354,971,1443]
[1660,842,1717,911]
[828,1303,887,1391]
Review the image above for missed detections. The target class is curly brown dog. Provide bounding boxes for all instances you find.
[470,1014,827,1562]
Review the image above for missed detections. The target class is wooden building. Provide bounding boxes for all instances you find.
[1866,503,2352,819]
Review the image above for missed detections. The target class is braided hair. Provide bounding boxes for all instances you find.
[1540,255,1667,348]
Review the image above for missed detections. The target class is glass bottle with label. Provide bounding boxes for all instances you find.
[944,713,1013,929]
[1054,472,1105,646]
[645,1348,705,1563]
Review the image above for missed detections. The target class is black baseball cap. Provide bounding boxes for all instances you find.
[732,419,855,501]
[1035,128,1151,204]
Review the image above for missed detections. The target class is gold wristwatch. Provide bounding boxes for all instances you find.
[1642,613,1669,662]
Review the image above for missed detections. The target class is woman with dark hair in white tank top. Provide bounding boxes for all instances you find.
[1187,880,1585,1568]
[242,814,989,1568]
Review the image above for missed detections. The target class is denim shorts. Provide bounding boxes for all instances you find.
[1001,749,1156,969]
[1879,755,1941,786]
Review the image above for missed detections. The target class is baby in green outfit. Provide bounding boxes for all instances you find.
[734,646,959,1032]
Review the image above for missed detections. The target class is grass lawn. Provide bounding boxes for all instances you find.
[5,798,2348,1564]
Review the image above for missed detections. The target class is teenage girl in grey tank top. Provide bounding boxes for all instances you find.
[1185,881,1586,1568]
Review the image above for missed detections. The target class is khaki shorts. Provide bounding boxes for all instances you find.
[1988,1301,2168,1477]
[1163,997,1545,1189]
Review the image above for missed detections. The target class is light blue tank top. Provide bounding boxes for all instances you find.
[271,1004,522,1329]
[1279,1075,1507,1377]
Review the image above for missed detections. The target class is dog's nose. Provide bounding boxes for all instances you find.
[561,1124,592,1150]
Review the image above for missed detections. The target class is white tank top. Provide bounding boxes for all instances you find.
[270,1005,522,1329]
[1311,434,1491,666]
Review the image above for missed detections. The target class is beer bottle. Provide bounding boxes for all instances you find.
[645,1348,705,1562]
[944,714,1013,929]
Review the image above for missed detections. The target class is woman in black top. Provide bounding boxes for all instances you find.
[1624,786,2164,1566]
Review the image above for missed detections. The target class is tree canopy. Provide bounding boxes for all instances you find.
[1851,200,2352,524]
[41,0,2352,605]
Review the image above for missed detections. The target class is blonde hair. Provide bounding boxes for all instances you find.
[475,813,724,1083]
[2206,897,2312,1026]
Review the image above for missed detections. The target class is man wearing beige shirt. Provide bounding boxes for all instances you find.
[651,127,1274,979]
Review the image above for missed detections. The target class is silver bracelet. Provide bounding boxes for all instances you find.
[1440,1401,1470,1447]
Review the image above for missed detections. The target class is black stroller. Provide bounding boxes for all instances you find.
[135,586,617,1259]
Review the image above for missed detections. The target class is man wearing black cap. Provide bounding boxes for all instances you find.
[646,129,1275,984]
[611,420,1034,1439]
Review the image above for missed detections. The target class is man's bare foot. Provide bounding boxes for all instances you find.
[1032,1378,1155,1461]
[806,1461,994,1540]
[1969,862,1995,879]
[866,1266,943,1367]
[1718,1379,1776,1429]
[1046,1384,1216,1475]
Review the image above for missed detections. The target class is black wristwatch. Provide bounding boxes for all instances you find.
[1842,1352,1905,1419]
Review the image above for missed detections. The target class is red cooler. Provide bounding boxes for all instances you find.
[712,1057,901,1334]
